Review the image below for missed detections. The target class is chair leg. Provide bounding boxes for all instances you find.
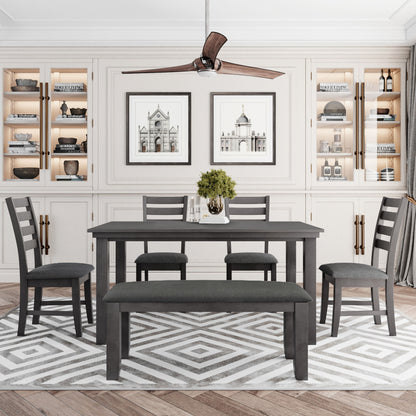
[144,270,149,282]
[331,283,342,337]
[32,287,42,324]
[85,274,93,324]
[180,263,186,280]
[270,263,277,282]
[371,286,381,325]
[136,263,141,281]
[385,280,396,336]
[226,264,232,280]
[264,270,268,281]
[71,280,82,337]
[18,284,29,336]
[320,273,330,324]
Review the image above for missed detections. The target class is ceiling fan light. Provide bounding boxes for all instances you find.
[197,69,218,77]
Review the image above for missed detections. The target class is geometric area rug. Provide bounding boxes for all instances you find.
[0,299,416,390]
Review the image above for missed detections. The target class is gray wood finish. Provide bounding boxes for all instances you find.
[224,196,276,281]
[90,219,322,345]
[136,196,188,282]
[105,282,310,381]
[320,197,407,337]
[6,196,94,337]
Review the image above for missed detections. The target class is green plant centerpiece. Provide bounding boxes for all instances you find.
[197,169,236,215]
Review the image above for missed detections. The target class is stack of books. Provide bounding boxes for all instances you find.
[56,175,86,181]
[54,82,86,92]
[366,143,396,153]
[8,141,39,154]
[318,82,349,92]
[368,114,396,121]
[54,144,81,153]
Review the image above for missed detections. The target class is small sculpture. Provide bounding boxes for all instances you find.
[60,101,68,117]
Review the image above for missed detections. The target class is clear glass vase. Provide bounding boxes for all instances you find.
[207,196,223,215]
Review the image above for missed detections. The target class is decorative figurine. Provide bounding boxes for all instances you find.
[60,101,68,117]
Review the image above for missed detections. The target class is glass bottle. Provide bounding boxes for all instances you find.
[386,69,393,92]
[321,160,331,177]
[379,69,385,92]
[333,160,342,177]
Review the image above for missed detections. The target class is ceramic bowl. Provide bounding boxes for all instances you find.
[58,137,77,145]
[15,79,38,87]
[13,167,39,179]
[14,133,32,141]
[377,108,390,115]
[70,108,87,116]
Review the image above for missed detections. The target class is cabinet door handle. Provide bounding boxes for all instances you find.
[39,83,44,170]
[39,215,45,255]
[354,215,359,255]
[45,215,50,255]
[45,82,50,170]
[355,82,360,170]
[360,82,365,170]
[360,214,365,255]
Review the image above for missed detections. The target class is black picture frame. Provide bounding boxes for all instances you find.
[126,92,191,165]
[210,92,276,165]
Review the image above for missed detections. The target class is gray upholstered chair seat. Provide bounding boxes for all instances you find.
[135,252,188,264]
[27,263,94,279]
[104,280,312,303]
[224,252,277,264]
[319,263,387,280]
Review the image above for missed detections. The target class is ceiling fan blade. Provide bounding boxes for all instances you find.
[218,61,284,79]
[122,62,196,74]
[202,32,228,64]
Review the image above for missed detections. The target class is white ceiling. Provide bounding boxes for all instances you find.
[0,0,416,47]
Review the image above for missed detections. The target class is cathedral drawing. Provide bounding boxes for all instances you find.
[138,105,178,152]
[220,106,267,152]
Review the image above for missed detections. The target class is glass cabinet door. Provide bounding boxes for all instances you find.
[363,68,402,184]
[2,67,42,183]
[49,67,89,183]
[315,68,355,182]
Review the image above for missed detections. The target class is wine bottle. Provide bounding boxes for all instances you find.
[386,69,393,92]
[379,69,386,92]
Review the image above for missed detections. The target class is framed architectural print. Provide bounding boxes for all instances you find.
[210,92,276,165]
[126,92,191,165]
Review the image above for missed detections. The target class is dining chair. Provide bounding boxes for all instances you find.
[135,196,188,281]
[224,196,277,281]
[6,196,94,337]
[319,197,406,337]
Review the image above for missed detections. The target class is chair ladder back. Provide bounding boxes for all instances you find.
[6,197,42,278]
[225,196,270,254]
[371,197,406,276]
[142,195,188,253]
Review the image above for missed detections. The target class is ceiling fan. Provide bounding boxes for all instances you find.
[122,0,284,79]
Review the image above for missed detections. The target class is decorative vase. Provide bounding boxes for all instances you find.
[207,195,223,215]
[64,160,79,175]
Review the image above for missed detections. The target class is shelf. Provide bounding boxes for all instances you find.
[316,91,353,101]
[365,91,400,101]
[316,121,353,128]
[51,121,87,127]
[4,121,39,127]
[365,121,400,128]
[51,92,87,101]
[51,153,87,157]
[3,153,40,157]
[3,92,40,101]
[317,153,353,157]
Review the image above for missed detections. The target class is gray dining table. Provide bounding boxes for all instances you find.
[88,220,323,345]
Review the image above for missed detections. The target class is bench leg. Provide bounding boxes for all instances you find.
[121,312,130,359]
[284,311,294,359]
[294,302,308,380]
[106,303,121,380]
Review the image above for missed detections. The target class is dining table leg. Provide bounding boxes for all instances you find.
[115,241,126,284]
[96,238,109,345]
[286,241,296,283]
[303,237,317,345]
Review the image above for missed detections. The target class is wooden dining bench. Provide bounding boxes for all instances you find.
[103,280,312,381]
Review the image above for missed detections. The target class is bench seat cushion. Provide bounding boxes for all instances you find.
[103,280,312,304]
[224,252,277,264]
[27,263,94,279]
[135,252,188,264]
[319,263,388,280]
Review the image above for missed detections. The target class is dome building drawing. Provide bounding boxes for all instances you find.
[138,105,178,152]
[220,106,267,153]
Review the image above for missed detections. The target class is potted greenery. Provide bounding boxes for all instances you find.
[197,169,236,214]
